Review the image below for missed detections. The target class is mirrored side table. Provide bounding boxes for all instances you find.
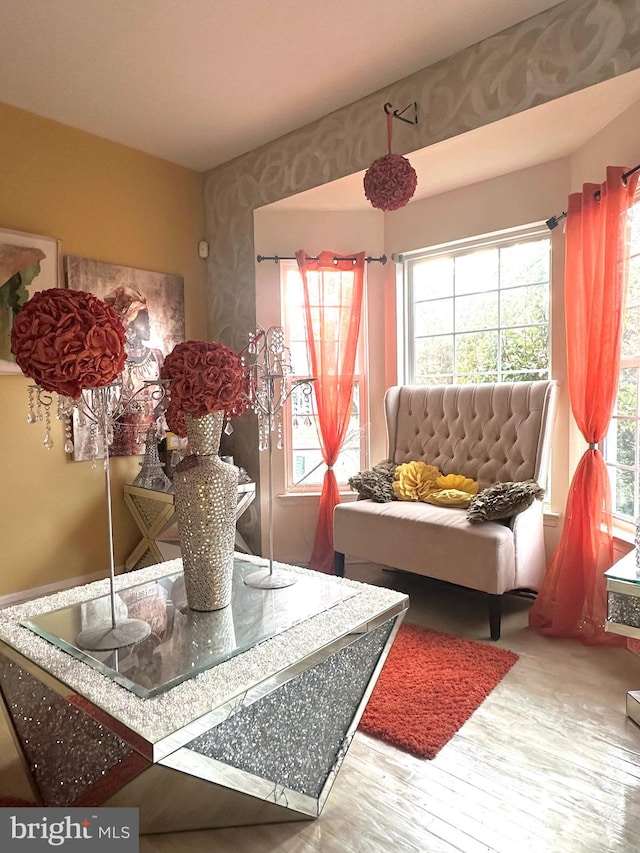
[123,481,256,570]
[605,548,640,724]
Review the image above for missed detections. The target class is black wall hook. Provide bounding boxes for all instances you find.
[384,102,418,125]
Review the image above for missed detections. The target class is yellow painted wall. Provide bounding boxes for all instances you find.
[0,102,207,598]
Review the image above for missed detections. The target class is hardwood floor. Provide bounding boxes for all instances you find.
[3,563,640,852]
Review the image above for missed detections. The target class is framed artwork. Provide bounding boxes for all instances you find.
[0,228,62,373]
[65,256,185,461]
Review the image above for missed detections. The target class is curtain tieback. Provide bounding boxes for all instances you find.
[588,442,598,450]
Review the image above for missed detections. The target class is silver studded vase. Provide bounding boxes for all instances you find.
[173,411,238,610]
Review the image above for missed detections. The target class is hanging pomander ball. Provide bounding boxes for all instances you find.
[363,110,418,211]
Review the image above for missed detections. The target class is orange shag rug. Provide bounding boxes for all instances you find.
[359,622,519,759]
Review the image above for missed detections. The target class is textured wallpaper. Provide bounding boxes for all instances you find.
[204,0,640,554]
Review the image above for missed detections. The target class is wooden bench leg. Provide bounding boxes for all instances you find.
[334,551,345,577]
[488,594,502,641]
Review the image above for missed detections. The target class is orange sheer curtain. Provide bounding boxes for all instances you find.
[295,250,365,573]
[530,166,639,643]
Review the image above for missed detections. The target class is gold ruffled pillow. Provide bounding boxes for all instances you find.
[435,473,478,495]
[425,488,474,507]
[393,461,441,502]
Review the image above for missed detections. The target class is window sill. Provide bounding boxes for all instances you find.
[613,521,635,547]
[274,498,564,519]
[277,491,357,503]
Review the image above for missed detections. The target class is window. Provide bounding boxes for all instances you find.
[605,198,640,521]
[280,261,366,489]
[399,226,551,384]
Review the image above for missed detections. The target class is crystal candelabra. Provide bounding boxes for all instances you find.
[27,376,168,650]
[243,326,314,589]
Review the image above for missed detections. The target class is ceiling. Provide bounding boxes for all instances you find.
[0,0,564,172]
[0,0,637,210]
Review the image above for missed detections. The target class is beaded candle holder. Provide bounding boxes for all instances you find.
[243,326,314,590]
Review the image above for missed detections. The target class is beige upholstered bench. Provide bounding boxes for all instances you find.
[333,380,559,639]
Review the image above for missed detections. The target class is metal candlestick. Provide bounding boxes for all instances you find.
[75,385,153,650]
[243,326,314,589]
[30,377,167,650]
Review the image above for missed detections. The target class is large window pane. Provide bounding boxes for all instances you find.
[500,239,549,287]
[501,283,548,327]
[617,368,638,416]
[500,326,549,375]
[615,468,635,517]
[456,371,499,384]
[455,331,498,375]
[455,292,498,332]
[415,335,454,381]
[603,197,640,521]
[502,370,547,382]
[287,309,307,342]
[627,259,640,305]
[412,257,453,300]
[454,249,498,295]
[414,298,453,336]
[404,228,551,386]
[630,206,640,256]
[289,341,310,375]
[623,299,640,359]
[616,418,637,466]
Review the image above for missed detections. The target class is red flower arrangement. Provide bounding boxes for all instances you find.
[10,288,127,398]
[363,152,418,211]
[160,340,249,437]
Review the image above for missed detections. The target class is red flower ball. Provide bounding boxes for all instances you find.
[363,153,418,211]
[160,340,248,437]
[10,288,127,398]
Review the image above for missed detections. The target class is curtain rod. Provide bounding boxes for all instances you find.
[546,163,640,230]
[257,254,387,265]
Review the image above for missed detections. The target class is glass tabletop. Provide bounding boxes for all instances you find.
[21,559,358,699]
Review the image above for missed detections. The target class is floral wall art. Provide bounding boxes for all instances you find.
[0,228,61,373]
[64,255,185,461]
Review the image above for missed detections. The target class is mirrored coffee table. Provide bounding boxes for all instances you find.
[0,555,408,833]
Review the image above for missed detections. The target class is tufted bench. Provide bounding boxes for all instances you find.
[333,381,559,639]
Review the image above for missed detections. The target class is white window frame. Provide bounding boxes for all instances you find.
[280,260,368,493]
[397,223,552,386]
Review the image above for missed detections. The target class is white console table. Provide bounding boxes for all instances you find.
[123,481,256,570]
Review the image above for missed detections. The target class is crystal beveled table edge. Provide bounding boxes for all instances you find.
[0,555,409,751]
